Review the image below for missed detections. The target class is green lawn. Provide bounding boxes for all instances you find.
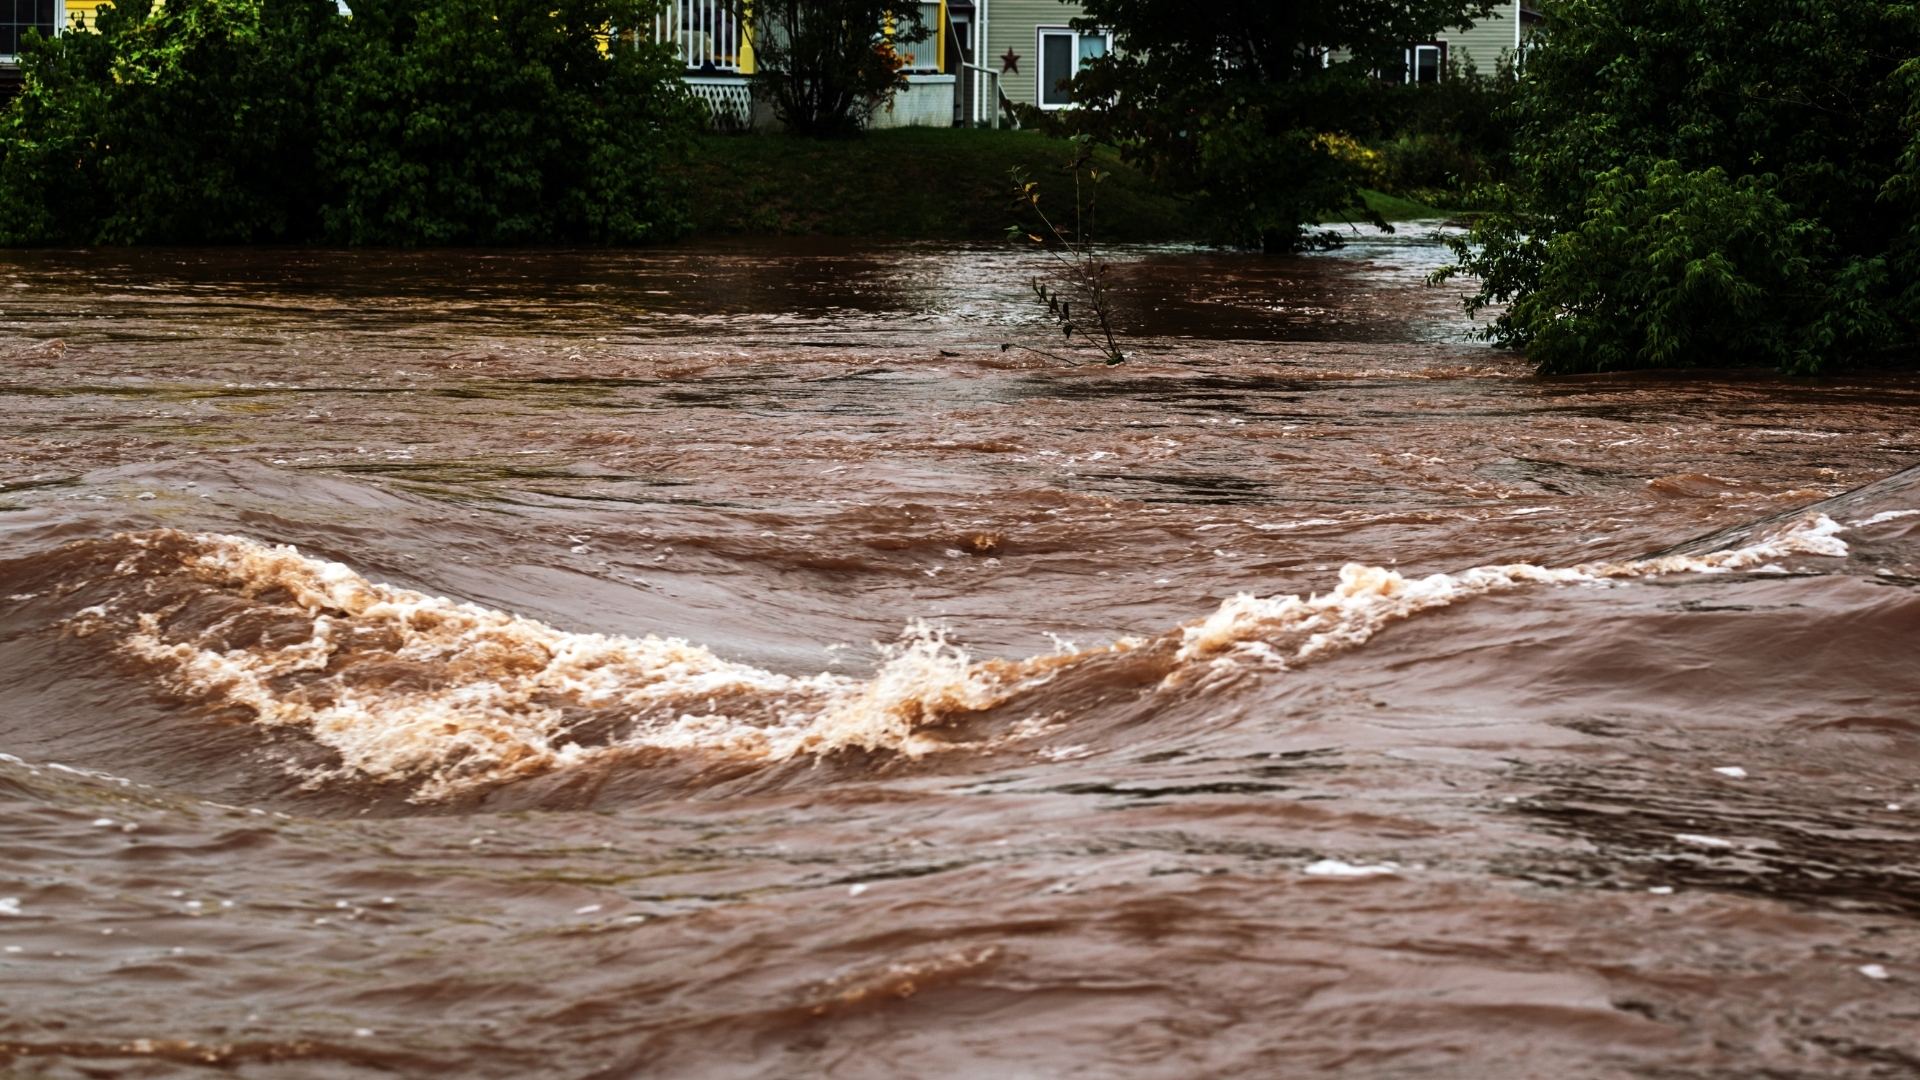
[675,128,1453,242]
[676,128,1202,242]
[1352,188,1456,222]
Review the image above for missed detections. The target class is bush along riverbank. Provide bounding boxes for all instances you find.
[1443,0,1920,375]
[0,0,702,246]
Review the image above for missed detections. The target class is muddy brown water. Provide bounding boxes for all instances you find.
[2,234,1918,1079]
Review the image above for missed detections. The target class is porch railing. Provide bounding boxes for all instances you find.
[654,0,745,72]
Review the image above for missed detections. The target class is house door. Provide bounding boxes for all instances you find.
[949,5,975,125]
[1405,42,1446,83]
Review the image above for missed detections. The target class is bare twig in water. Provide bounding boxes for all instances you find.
[1004,136,1126,366]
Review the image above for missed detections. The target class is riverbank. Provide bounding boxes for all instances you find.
[678,128,1449,242]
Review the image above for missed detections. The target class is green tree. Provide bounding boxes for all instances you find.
[1447,0,1920,374]
[0,15,113,245]
[735,0,929,137]
[0,0,704,246]
[0,0,342,245]
[317,0,704,244]
[1065,0,1494,251]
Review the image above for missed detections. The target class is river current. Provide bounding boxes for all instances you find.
[1,233,1918,1078]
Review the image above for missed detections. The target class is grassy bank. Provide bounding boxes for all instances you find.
[1350,189,1455,222]
[677,128,1452,242]
[677,128,1203,242]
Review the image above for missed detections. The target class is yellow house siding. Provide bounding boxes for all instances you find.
[65,0,110,33]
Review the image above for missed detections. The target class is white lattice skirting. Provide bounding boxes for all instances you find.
[685,77,753,130]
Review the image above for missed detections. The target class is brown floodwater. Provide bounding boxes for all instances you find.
[1,233,1918,1079]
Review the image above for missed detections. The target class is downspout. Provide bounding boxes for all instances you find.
[946,11,966,122]
[977,0,989,127]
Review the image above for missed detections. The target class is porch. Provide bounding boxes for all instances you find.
[655,0,991,131]
[656,0,754,128]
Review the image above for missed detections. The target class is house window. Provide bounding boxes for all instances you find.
[1406,42,1445,83]
[1037,26,1109,109]
[2,0,58,61]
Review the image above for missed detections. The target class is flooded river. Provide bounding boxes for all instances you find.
[2,233,1918,1078]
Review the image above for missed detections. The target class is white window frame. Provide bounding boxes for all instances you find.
[1405,42,1445,84]
[2,0,64,63]
[1035,25,1110,111]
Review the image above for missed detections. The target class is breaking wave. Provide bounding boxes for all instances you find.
[1,505,1870,802]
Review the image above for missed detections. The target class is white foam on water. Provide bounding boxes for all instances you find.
[1674,833,1736,849]
[84,513,1853,800]
[93,532,1092,799]
[1175,514,1850,667]
[1851,509,1919,527]
[1251,518,1343,532]
[1303,859,1399,878]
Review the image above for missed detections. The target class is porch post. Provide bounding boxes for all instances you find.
[936,0,947,72]
[739,2,755,74]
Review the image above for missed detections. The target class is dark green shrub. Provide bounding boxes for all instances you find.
[0,0,341,244]
[1505,163,1872,372]
[1448,0,1920,374]
[1379,132,1486,194]
[0,0,704,246]
[316,1,703,245]
[1368,57,1515,161]
[0,18,113,245]
[1364,57,1515,206]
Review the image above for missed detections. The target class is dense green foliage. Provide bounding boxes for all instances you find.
[1449,0,1920,373]
[1365,57,1517,209]
[0,0,703,245]
[732,0,927,137]
[0,0,342,244]
[319,2,704,244]
[1063,0,1494,250]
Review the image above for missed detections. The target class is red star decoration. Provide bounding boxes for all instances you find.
[1000,48,1020,74]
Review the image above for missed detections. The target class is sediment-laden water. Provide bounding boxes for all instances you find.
[2,235,1918,1078]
